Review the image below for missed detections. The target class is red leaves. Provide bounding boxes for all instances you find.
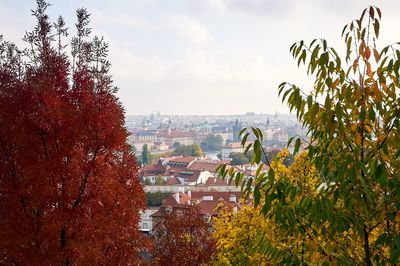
[0,3,146,265]
[152,206,216,265]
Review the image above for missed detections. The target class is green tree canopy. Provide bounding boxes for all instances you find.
[141,144,151,165]
[201,134,224,152]
[228,152,249,165]
[146,192,171,206]
[173,144,204,157]
[220,6,400,265]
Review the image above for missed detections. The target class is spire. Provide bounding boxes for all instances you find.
[167,117,171,135]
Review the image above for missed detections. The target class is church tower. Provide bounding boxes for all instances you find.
[167,117,172,135]
[232,119,242,142]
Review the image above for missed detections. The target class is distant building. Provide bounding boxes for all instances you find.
[129,130,157,152]
[157,130,194,148]
[141,156,241,192]
[139,207,159,234]
[264,129,274,141]
[232,119,242,142]
[221,142,244,159]
[150,190,242,225]
[164,156,197,168]
[273,131,289,143]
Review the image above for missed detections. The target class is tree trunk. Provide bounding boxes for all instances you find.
[61,227,69,266]
[363,224,371,266]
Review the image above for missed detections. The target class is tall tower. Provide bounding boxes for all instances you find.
[167,117,172,135]
[232,119,242,142]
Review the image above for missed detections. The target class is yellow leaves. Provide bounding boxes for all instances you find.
[212,206,271,265]
[278,148,289,159]
[371,83,382,101]
[355,133,362,145]
[364,123,373,134]
[181,233,191,244]
[352,58,359,73]
[377,134,385,143]
[366,62,373,78]
[332,78,340,88]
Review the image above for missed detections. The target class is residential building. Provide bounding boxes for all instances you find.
[139,207,159,234]
[150,189,242,225]
[221,142,244,159]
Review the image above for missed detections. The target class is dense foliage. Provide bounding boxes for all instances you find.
[201,133,224,152]
[228,152,249,165]
[146,192,171,206]
[0,1,146,265]
[214,152,332,265]
[229,149,293,166]
[212,205,270,265]
[141,144,152,165]
[152,206,215,265]
[172,143,204,157]
[219,6,400,265]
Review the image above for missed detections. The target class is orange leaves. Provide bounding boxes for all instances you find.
[373,48,380,62]
[365,47,371,60]
[366,62,373,78]
[359,42,366,59]
[353,58,359,73]
[0,2,146,265]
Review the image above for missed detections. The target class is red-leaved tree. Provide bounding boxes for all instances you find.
[152,206,215,266]
[0,1,146,265]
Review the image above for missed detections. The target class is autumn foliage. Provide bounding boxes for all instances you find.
[219,6,400,265]
[152,206,215,265]
[0,1,146,265]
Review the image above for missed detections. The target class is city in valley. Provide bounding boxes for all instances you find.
[127,112,307,234]
[2,0,399,265]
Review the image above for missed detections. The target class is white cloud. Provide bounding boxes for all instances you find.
[107,43,277,114]
[2,0,400,115]
[164,14,212,47]
[91,9,156,30]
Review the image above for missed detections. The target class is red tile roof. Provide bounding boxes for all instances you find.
[176,169,202,182]
[178,192,191,205]
[140,164,166,172]
[165,166,184,175]
[166,176,181,185]
[196,200,240,216]
[157,130,193,138]
[188,162,223,172]
[190,191,242,202]
[168,156,197,163]
[224,142,243,149]
[151,205,192,217]
[205,177,230,186]
[151,191,243,218]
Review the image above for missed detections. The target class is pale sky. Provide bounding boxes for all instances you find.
[1,0,399,115]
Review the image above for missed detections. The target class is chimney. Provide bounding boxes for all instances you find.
[233,206,238,214]
[175,193,180,203]
[203,196,213,201]
[229,194,237,202]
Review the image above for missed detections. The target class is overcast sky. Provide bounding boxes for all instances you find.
[1,0,399,115]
